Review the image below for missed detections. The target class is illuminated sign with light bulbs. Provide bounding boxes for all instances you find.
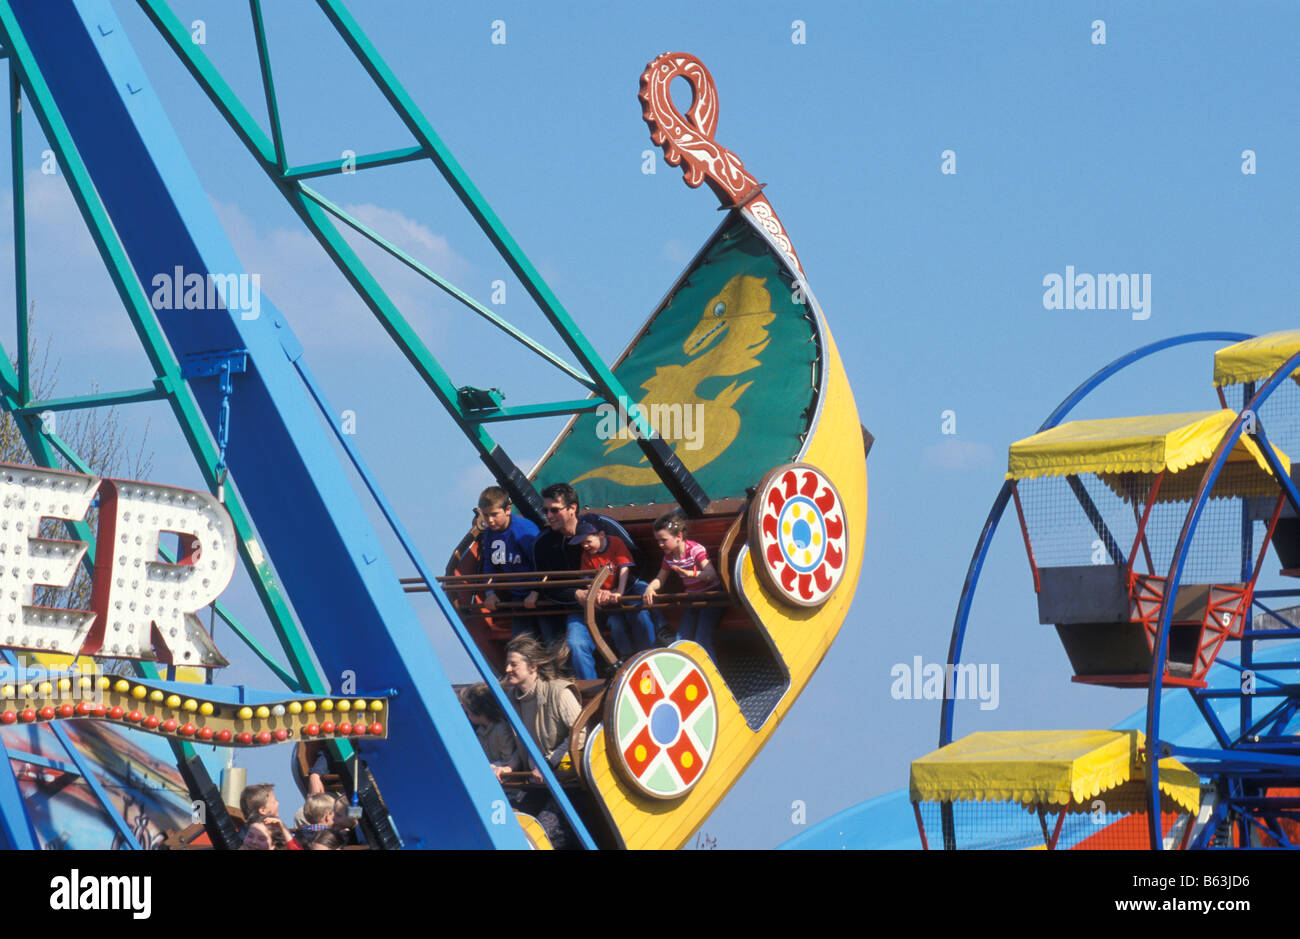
[0,462,233,668]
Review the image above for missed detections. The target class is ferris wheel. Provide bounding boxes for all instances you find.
[919,331,1300,850]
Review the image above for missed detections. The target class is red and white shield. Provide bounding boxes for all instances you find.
[749,463,848,608]
[606,649,718,800]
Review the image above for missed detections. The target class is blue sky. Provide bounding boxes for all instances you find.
[4,1,1300,848]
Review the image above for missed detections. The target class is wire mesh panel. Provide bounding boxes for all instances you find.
[915,800,1190,850]
[1248,376,1300,460]
[1016,475,1145,573]
[1017,472,1276,585]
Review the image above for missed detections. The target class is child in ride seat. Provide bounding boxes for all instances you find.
[294,792,337,848]
[571,520,656,658]
[642,510,722,661]
[459,682,520,779]
[476,487,540,637]
[239,782,300,850]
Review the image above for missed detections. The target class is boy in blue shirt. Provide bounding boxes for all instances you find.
[477,486,540,637]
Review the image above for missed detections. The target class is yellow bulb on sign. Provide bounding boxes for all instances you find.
[148,690,164,703]
[304,701,317,713]
[131,686,147,699]
[199,702,214,716]
[353,700,366,711]
[96,677,109,690]
[57,679,71,692]
[321,700,334,712]
[1,685,13,698]
[255,706,270,719]
[114,680,130,694]
[20,684,33,697]
[183,699,198,712]
[288,701,302,715]
[338,700,351,712]
[370,701,383,712]
[38,682,52,695]
[165,695,182,709]
[237,707,253,721]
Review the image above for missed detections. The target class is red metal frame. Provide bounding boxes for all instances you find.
[1125,469,1164,579]
[1010,481,1040,593]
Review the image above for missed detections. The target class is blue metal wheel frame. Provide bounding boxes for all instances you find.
[940,332,1251,750]
[1146,347,1300,849]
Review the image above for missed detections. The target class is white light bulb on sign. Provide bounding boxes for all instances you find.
[0,465,99,654]
[87,480,232,667]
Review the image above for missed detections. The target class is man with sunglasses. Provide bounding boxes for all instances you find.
[525,483,643,680]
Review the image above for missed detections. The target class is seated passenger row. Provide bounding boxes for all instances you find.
[475,482,722,678]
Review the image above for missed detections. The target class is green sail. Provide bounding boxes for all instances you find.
[535,213,819,507]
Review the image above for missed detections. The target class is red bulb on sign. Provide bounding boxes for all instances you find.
[59,703,76,718]
[304,723,319,737]
[352,722,366,736]
[198,727,214,741]
[369,722,383,736]
[338,722,352,735]
[127,710,143,723]
[273,728,288,742]
[0,711,15,724]
[92,704,107,717]
[179,723,196,736]
[216,729,232,743]
[21,709,37,722]
[108,706,124,720]
[256,730,272,745]
[161,718,178,733]
[39,706,55,720]
[144,715,161,729]
[75,702,92,716]
[237,732,253,745]
[321,721,335,735]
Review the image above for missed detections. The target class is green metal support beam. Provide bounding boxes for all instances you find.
[464,397,602,423]
[134,0,552,518]
[17,384,168,413]
[285,144,426,180]
[10,65,27,405]
[248,0,286,174]
[136,0,709,515]
[298,184,595,390]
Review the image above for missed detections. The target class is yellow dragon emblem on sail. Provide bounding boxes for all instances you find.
[576,274,775,487]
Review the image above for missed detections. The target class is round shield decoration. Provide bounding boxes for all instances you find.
[748,462,849,608]
[606,649,718,800]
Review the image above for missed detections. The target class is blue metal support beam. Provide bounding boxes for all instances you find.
[10,0,524,848]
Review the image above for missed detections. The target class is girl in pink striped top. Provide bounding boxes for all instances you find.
[642,511,722,660]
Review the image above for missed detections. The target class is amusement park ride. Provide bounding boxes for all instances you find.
[0,1,869,849]
[905,330,1300,851]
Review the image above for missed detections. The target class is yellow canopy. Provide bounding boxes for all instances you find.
[909,730,1200,816]
[1007,411,1288,500]
[1213,331,1300,388]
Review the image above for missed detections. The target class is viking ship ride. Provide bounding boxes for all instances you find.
[0,2,866,850]
[439,53,869,849]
